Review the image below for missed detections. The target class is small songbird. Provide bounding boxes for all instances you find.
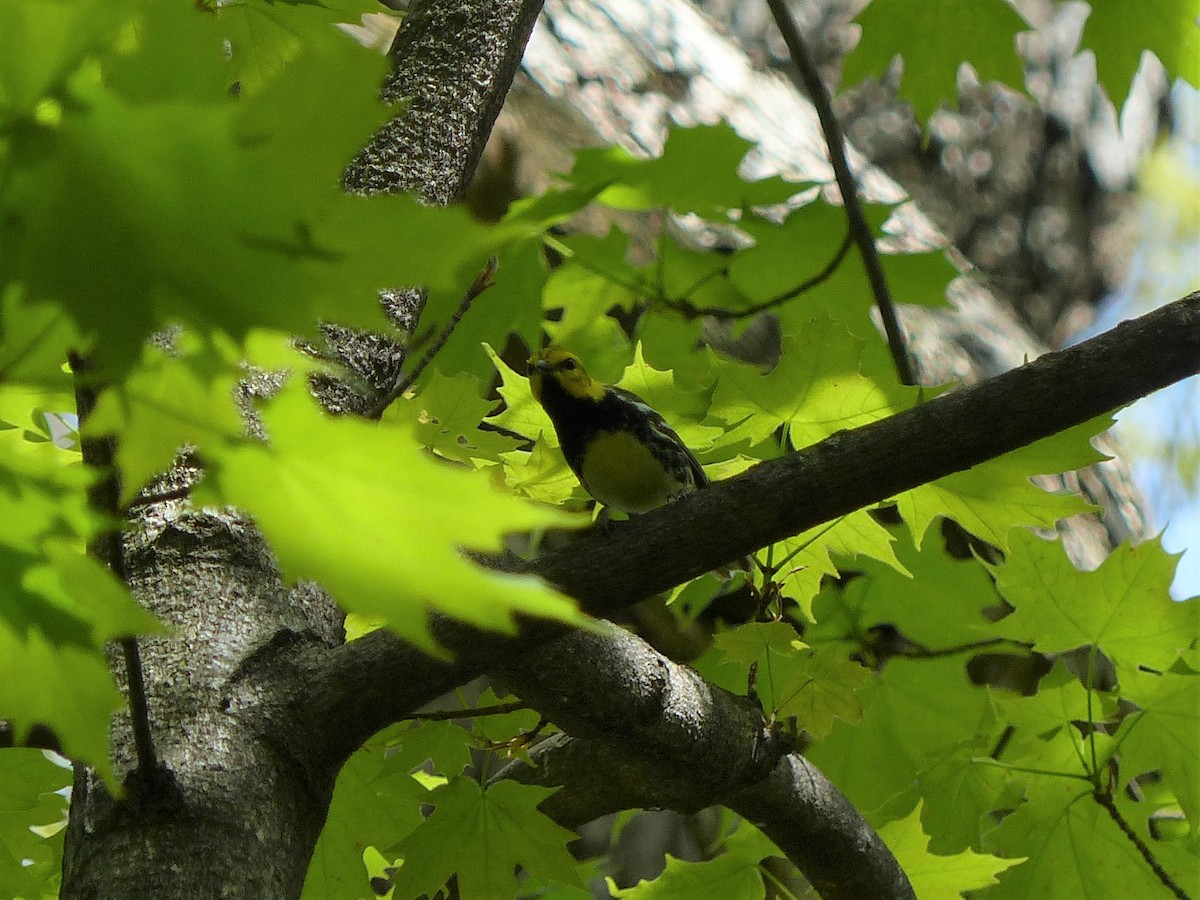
[527,347,708,515]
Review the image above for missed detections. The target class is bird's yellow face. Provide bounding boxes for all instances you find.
[527,347,606,402]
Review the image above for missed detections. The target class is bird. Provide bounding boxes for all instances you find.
[526,347,708,515]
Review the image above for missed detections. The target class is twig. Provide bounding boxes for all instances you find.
[673,228,854,320]
[67,352,160,782]
[1093,789,1191,900]
[407,700,528,722]
[125,485,193,512]
[367,255,499,419]
[902,635,1031,660]
[764,0,917,386]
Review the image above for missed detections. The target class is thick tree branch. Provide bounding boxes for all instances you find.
[345,1,544,200]
[300,293,1197,894]
[526,291,1200,606]
[499,625,792,801]
[501,734,914,900]
[307,291,1199,750]
[493,625,915,899]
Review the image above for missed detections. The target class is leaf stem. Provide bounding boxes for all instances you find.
[1093,790,1191,900]
[67,351,160,782]
[407,700,529,722]
[764,0,917,386]
[970,758,1092,781]
[125,485,193,511]
[671,228,853,320]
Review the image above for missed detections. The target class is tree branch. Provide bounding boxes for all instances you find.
[345,1,545,201]
[493,625,916,899]
[524,292,1200,608]
[671,228,854,321]
[306,291,1200,752]
[765,0,917,386]
[492,628,912,900]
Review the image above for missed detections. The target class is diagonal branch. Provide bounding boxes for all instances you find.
[306,291,1200,752]
[526,291,1200,608]
[765,0,918,386]
[298,290,1196,896]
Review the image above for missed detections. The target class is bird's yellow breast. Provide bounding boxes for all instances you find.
[579,430,677,514]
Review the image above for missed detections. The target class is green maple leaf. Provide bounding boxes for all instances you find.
[994,662,1104,743]
[501,437,584,507]
[901,740,1015,855]
[485,345,555,446]
[766,510,908,620]
[876,247,959,309]
[0,627,121,784]
[0,749,70,899]
[0,383,75,447]
[0,0,131,115]
[711,621,801,665]
[843,0,1029,123]
[771,644,873,739]
[0,432,158,779]
[542,229,642,340]
[606,818,783,899]
[466,689,543,746]
[710,314,919,450]
[200,381,587,655]
[303,732,428,900]
[896,414,1108,551]
[387,778,580,900]
[879,803,1023,899]
[0,290,79,390]
[608,852,765,900]
[208,0,382,95]
[394,370,517,465]
[379,721,474,781]
[806,524,994,650]
[1114,666,1200,830]
[996,531,1198,671]
[984,777,1198,899]
[1081,1,1200,108]
[705,624,870,739]
[566,123,803,215]
[2,2,494,374]
[805,656,1001,818]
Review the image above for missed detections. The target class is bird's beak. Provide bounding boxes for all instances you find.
[529,358,554,376]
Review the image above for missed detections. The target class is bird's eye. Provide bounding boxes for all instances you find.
[561,358,577,371]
